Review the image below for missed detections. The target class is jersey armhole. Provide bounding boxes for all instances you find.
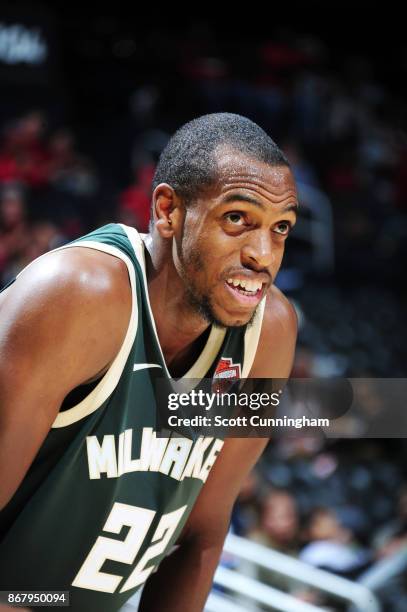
[241,296,267,378]
[49,240,139,428]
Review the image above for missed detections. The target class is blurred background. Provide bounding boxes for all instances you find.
[1,3,406,610]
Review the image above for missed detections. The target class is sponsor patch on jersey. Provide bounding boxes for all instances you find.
[214,357,241,380]
[213,357,241,393]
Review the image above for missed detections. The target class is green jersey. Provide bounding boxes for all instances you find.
[0,223,265,611]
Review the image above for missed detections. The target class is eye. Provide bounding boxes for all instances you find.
[273,221,291,235]
[224,212,245,225]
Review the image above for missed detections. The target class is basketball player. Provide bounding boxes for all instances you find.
[0,114,298,611]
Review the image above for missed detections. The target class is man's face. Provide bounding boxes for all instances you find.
[173,149,298,327]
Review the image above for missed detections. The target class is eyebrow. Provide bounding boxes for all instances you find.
[221,193,298,213]
[282,203,298,213]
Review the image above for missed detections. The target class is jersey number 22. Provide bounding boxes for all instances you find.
[72,502,187,593]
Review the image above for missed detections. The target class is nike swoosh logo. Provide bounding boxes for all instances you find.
[133,363,162,372]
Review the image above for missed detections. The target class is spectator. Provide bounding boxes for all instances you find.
[299,507,372,578]
[251,489,301,555]
[0,112,50,188]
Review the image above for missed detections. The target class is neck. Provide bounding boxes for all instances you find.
[143,234,211,371]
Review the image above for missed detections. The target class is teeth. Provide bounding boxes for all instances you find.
[227,279,263,293]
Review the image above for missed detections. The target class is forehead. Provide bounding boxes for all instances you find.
[211,146,296,197]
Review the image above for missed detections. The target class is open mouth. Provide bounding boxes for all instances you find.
[225,278,264,301]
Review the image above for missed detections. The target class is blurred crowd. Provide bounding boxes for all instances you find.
[1,19,406,611]
[230,438,407,610]
[0,109,156,286]
[0,110,98,283]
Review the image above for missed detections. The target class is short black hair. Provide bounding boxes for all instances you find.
[152,113,289,205]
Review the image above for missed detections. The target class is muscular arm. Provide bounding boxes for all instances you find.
[138,437,269,612]
[139,288,297,612]
[0,247,131,510]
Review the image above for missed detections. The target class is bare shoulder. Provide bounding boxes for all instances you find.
[249,285,298,378]
[1,245,130,301]
[1,245,131,316]
[0,245,132,388]
[263,284,297,332]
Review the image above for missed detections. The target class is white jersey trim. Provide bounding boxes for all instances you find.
[46,239,139,428]
[241,295,267,378]
[119,224,227,379]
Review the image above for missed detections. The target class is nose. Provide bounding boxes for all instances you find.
[241,229,273,271]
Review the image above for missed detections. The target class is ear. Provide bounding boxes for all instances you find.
[152,183,183,238]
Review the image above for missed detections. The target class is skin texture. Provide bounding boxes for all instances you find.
[144,147,297,373]
[0,148,298,611]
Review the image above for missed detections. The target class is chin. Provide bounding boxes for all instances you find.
[188,287,257,328]
[212,308,256,329]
